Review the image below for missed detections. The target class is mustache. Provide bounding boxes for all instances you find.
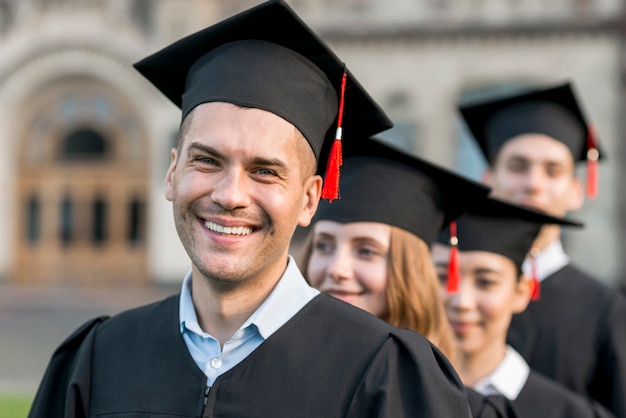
[190,201,268,224]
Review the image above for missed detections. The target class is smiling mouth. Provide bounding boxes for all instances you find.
[450,321,478,333]
[204,220,254,236]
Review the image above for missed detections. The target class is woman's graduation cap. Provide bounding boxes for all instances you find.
[133,0,392,201]
[459,83,603,198]
[314,138,491,293]
[314,137,491,249]
[438,197,582,299]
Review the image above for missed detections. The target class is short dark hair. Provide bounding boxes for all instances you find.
[175,111,195,151]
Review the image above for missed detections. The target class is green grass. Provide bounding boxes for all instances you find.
[0,394,33,418]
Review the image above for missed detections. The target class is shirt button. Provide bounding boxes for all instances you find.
[210,357,222,369]
[233,330,244,340]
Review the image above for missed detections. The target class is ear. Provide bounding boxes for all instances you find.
[566,176,584,212]
[164,148,178,202]
[297,174,323,227]
[512,274,533,314]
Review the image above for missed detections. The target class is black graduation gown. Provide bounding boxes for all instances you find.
[507,264,626,418]
[466,388,521,418]
[29,293,471,418]
[514,370,615,418]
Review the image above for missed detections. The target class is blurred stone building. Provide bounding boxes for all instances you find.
[0,0,623,287]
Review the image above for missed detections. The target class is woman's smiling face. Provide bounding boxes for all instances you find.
[306,220,391,317]
[432,244,531,358]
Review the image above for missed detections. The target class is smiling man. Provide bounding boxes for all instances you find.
[459,83,626,418]
[28,1,471,417]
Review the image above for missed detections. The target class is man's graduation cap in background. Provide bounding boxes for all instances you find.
[459,83,603,198]
[313,137,491,291]
[438,197,582,300]
[133,0,392,201]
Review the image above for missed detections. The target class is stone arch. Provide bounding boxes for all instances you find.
[12,71,150,284]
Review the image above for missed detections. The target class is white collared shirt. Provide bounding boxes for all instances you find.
[179,255,319,386]
[473,345,530,400]
[522,240,570,282]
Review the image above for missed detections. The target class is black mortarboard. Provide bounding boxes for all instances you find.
[439,197,582,270]
[438,196,582,297]
[133,0,392,200]
[459,83,602,198]
[313,138,491,246]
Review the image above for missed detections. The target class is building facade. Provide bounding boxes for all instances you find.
[0,0,624,287]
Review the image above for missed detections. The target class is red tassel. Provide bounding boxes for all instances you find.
[586,124,599,199]
[447,221,460,293]
[530,254,540,301]
[321,139,342,202]
[587,158,598,199]
[321,71,348,202]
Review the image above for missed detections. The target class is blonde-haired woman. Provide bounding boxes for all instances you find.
[300,138,518,418]
[301,222,455,358]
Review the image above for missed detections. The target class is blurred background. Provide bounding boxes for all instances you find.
[0,0,624,413]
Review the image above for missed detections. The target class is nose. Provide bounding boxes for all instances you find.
[448,280,476,311]
[523,165,545,195]
[326,247,353,283]
[211,168,251,210]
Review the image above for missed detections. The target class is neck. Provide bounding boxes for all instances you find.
[455,342,506,387]
[191,261,287,346]
[532,224,561,251]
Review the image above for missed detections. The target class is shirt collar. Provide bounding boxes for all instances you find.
[179,256,319,339]
[243,255,319,338]
[522,240,569,282]
[474,346,530,400]
[179,269,200,335]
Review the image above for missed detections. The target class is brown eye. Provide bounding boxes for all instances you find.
[506,160,527,173]
[436,271,447,284]
[314,240,332,253]
[476,277,496,289]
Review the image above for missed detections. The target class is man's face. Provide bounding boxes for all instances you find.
[165,102,321,290]
[484,133,583,217]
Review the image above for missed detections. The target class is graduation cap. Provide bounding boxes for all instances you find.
[133,0,392,201]
[438,196,582,299]
[313,137,491,249]
[459,83,603,198]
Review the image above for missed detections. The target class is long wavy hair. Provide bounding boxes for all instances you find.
[299,225,457,362]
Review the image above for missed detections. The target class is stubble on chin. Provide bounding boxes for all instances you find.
[195,262,251,293]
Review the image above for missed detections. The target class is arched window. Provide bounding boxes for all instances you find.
[59,194,73,246]
[61,128,108,160]
[128,197,145,246]
[92,196,107,245]
[25,194,41,246]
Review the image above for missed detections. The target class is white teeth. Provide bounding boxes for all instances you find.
[204,221,253,236]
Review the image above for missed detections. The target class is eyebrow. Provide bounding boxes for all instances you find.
[507,155,567,168]
[353,236,387,248]
[472,267,502,275]
[186,142,222,157]
[314,232,335,241]
[315,232,386,246]
[249,156,289,171]
[432,261,502,276]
